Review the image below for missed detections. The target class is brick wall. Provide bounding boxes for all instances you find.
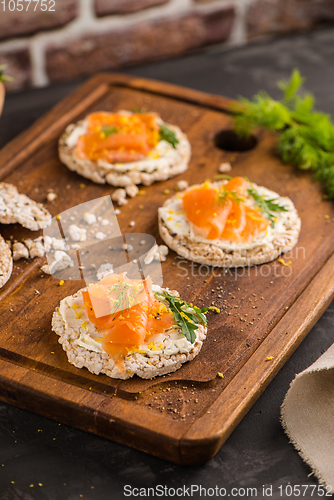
[1,0,334,92]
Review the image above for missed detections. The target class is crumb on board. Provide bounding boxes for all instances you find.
[218,162,232,173]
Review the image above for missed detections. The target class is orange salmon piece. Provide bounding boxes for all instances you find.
[182,183,232,240]
[220,199,247,242]
[82,273,175,357]
[223,176,248,196]
[240,206,269,242]
[75,112,160,163]
[182,177,270,243]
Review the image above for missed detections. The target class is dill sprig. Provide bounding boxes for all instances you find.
[233,69,334,199]
[217,186,244,206]
[154,290,207,344]
[159,124,179,149]
[107,281,143,314]
[101,125,119,138]
[247,185,288,228]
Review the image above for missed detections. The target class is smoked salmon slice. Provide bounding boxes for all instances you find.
[76,112,160,164]
[182,182,232,240]
[182,177,269,243]
[82,273,175,357]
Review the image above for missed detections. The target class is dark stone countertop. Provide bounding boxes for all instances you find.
[1,27,334,500]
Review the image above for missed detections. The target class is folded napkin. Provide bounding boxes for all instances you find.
[281,343,334,488]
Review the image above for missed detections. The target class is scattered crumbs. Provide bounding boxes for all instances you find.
[218,162,232,173]
[139,240,146,245]
[115,208,121,215]
[58,280,64,286]
[217,372,224,378]
[266,356,274,361]
[46,191,57,202]
[209,306,220,313]
[95,232,106,240]
[163,189,170,194]
[129,221,135,227]
[34,288,40,295]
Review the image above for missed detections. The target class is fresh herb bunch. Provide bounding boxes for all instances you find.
[247,185,288,227]
[159,124,179,149]
[0,64,13,83]
[154,290,207,344]
[233,69,334,199]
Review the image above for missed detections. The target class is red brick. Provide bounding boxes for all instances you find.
[46,7,235,84]
[0,0,78,40]
[0,49,31,92]
[95,0,170,16]
[247,0,334,39]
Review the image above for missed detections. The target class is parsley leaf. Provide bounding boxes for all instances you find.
[247,185,288,228]
[233,69,334,198]
[101,125,119,138]
[154,290,207,344]
[159,124,179,149]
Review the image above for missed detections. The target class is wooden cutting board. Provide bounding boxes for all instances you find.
[0,73,334,465]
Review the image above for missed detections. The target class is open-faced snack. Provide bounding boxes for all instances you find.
[59,111,191,187]
[0,182,51,230]
[52,272,207,380]
[158,176,301,267]
[0,235,12,289]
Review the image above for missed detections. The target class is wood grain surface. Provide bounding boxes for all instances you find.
[0,73,333,464]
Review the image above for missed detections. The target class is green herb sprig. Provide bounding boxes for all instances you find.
[233,69,334,199]
[130,107,147,114]
[0,64,13,83]
[247,185,288,228]
[217,186,244,206]
[101,125,119,138]
[107,281,142,314]
[154,290,207,344]
[159,124,179,149]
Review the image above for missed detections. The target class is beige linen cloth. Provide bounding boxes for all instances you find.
[281,343,334,488]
